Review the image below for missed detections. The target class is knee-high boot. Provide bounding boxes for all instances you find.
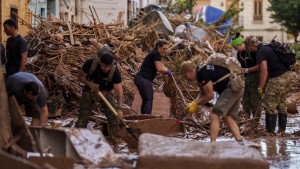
[265,114,277,133]
[278,113,287,133]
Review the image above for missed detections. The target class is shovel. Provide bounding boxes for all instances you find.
[96,91,138,140]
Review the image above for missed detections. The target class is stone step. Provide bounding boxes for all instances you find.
[137,134,269,169]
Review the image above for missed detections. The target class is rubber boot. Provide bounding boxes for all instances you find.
[265,114,277,133]
[278,113,287,133]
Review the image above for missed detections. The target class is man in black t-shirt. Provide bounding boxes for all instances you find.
[181,61,244,142]
[245,36,293,134]
[3,19,28,77]
[231,34,260,118]
[76,53,123,143]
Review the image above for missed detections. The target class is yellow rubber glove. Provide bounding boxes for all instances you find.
[258,88,264,98]
[187,101,199,114]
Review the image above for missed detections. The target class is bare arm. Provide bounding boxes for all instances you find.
[196,81,215,105]
[155,61,168,74]
[19,52,27,71]
[40,105,49,127]
[258,61,268,89]
[248,64,259,73]
[113,83,123,109]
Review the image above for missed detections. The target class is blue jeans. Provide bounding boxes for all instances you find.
[134,74,153,114]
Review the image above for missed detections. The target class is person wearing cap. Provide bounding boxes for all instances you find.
[244,36,293,134]
[231,33,260,118]
[6,72,49,127]
[76,52,124,145]
[181,60,244,142]
[134,39,171,114]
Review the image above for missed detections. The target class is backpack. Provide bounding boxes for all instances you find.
[88,47,116,84]
[267,40,296,70]
[205,53,244,92]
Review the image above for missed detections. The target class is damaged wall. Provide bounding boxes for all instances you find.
[28,0,47,27]
[80,0,128,25]
[59,0,78,23]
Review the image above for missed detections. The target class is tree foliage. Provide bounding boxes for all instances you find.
[213,0,243,27]
[166,0,197,15]
[267,0,300,42]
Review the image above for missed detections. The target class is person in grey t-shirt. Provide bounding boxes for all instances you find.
[6,72,49,127]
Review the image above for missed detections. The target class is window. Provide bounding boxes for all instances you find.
[64,12,69,22]
[10,7,18,28]
[41,8,46,18]
[254,0,262,21]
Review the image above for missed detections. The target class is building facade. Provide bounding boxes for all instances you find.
[79,0,128,25]
[0,0,31,44]
[194,0,295,43]
[28,0,47,27]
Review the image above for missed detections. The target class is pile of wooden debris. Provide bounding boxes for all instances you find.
[22,10,264,138]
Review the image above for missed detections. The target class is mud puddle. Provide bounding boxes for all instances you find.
[253,113,300,169]
[216,112,300,169]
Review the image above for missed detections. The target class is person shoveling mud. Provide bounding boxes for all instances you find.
[75,46,124,147]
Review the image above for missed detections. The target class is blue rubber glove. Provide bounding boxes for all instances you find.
[167,69,172,76]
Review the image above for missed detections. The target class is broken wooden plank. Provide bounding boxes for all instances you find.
[29,157,73,169]
[9,96,35,152]
[66,22,75,45]
[0,151,41,169]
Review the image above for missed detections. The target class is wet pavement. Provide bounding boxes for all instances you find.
[215,113,300,169]
[27,112,300,169]
[252,113,300,169]
[255,137,300,169]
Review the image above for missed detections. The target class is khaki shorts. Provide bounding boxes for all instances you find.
[212,86,243,118]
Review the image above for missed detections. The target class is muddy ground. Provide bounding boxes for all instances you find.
[73,111,300,169]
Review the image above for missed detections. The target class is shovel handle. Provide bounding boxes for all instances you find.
[96,91,129,128]
[97,91,118,116]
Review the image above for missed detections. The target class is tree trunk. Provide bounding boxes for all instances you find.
[293,34,298,43]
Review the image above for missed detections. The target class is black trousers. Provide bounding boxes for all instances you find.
[134,74,154,114]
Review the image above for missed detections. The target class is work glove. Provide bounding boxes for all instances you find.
[167,69,172,76]
[186,101,199,114]
[116,108,123,120]
[241,68,249,74]
[86,81,99,91]
[258,87,264,98]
